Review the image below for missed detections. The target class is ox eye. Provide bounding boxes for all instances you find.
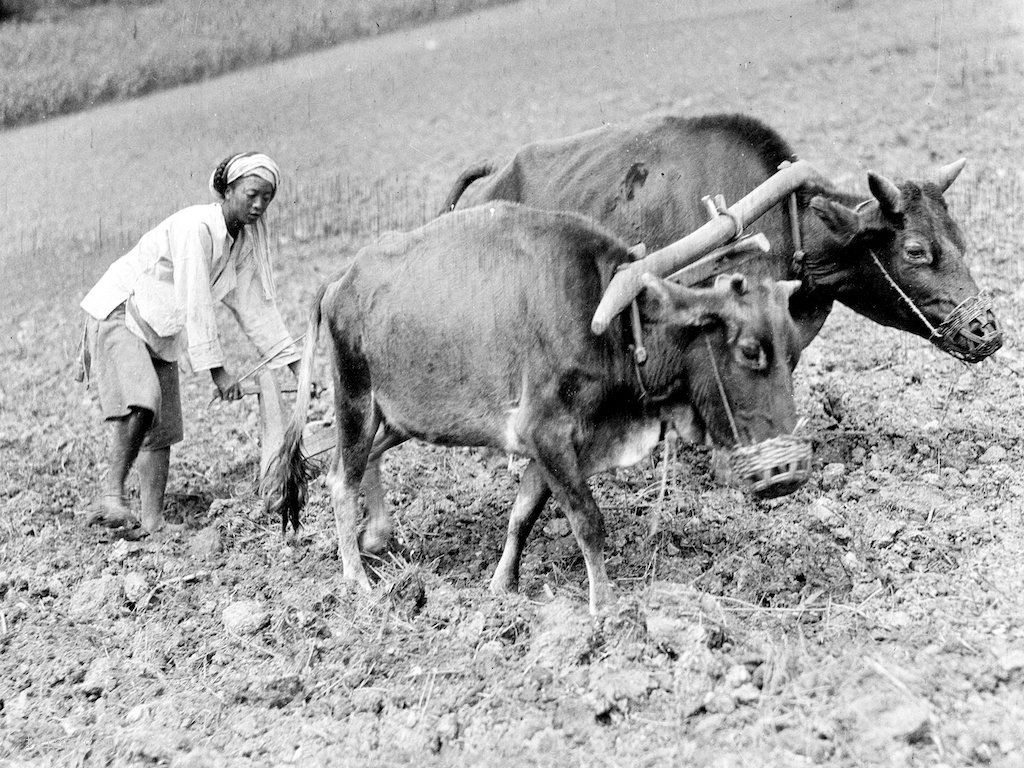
[903,241,932,265]
[736,339,767,370]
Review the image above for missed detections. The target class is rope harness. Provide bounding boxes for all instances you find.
[788,190,806,276]
[866,248,945,342]
[704,336,742,445]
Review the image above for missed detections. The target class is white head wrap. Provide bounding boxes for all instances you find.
[209,152,282,300]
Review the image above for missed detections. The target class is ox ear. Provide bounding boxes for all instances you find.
[809,196,861,241]
[776,279,802,303]
[775,279,802,315]
[934,158,966,193]
[640,272,674,309]
[640,273,719,328]
[626,242,647,261]
[867,171,905,216]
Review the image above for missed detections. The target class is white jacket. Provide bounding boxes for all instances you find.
[80,203,299,372]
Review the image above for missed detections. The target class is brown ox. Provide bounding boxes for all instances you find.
[441,113,1001,362]
[264,203,810,613]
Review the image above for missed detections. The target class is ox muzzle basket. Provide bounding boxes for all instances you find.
[726,434,813,499]
[932,290,1002,364]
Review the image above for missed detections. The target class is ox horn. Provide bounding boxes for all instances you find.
[935,157,967,193]
[591,159,830,334]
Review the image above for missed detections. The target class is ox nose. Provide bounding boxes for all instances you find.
[935,293,1003,363]
[949,307,1003,363]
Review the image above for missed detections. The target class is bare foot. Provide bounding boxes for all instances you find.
[84,494,138,529]
[140,515,186,535]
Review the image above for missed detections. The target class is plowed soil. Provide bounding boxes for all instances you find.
[2,0,1023,765]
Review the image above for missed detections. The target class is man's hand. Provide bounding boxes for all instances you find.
[211,367,243,401]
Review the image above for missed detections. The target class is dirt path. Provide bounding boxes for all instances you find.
[2,0,1024,765]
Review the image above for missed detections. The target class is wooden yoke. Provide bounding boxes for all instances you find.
[591,159,829,334]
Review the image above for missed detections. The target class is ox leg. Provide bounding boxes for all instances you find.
[359,425,409,554]
[532,446,612,614]
[326,377,379,589]
[491,460,551,594]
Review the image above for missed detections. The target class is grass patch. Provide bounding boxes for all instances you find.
[0,0,517,128]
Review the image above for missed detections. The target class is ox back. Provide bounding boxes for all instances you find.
[461,114,797,278]
[325,203,636,454]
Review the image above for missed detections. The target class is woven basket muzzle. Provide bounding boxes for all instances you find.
[727,434,812,499]
[933,290,1002,363]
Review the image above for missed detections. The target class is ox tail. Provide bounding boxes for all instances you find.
[437,161,495,216]
[262,282,330,533]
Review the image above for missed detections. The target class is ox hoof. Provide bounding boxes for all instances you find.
[588,585,615,616]
[342,569,373,592]
[488,570,519,595]
[359,527,392,556]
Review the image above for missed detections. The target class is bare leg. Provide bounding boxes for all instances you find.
[491,460,550,593]
[93,407,153,526]
[359,426,408,554]
[137,446,170,532]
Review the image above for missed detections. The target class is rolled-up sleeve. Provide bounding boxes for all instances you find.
[223,254,301,369]
[169,219,225,372]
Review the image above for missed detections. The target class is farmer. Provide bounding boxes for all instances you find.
[79,151,301,533]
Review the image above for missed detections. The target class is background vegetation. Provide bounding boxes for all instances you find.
[0,0,516,128]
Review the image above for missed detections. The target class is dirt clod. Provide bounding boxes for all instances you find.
[821,463,846,489]
[221,600,270,635]
[978,445,1007,464]
[123,572,149,604]
[69,575,122,620]
[351,687,386,714]
[189,527,223,558]
[80,655,116,698]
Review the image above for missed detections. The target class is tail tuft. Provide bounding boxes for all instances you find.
[260,283,329,535]
[262,425,318,533]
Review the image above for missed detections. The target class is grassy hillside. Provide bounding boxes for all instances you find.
[0,0,516,128]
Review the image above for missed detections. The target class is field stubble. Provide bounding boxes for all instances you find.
[0,0,517,128]
[2,0,1024,765]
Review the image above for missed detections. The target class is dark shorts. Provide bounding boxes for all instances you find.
[86,304,184,450]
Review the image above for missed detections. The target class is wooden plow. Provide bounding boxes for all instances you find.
[239,371,334,482]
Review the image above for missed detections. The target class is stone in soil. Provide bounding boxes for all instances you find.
[221,600,270,634]
[189,526,223,558]
[69,575,122,620]
[123,572,149,604]
[978,445,1007,464]
[80,655,117,698]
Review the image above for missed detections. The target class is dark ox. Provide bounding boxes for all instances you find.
[441,113,1001,362]
[264,203,809,613]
